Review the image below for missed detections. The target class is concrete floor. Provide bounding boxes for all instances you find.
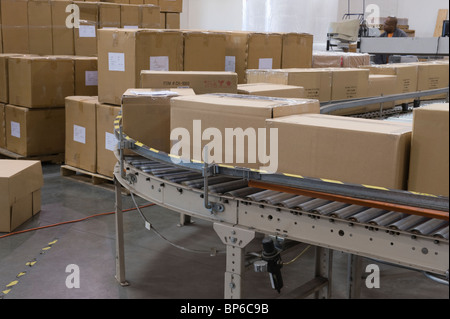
[0,163,448,300]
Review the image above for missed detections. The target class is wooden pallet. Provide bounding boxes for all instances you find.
[60,165,129,195]
[0,147,64,164]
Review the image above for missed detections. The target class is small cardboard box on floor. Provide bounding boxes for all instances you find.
[170,94,320,170]
[5,105,65,157]
[8,56,74,108]
[266,114,412,190]
[65,96,98,173]
[237,83,305,99]
[246,68,332,102]
[121,88,195,153]
[98,28,184,105]
[140,70,238,94]
[0,160,43,233]
[408,103,449,197]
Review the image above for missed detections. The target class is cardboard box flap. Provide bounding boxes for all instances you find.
[0,160,43,205]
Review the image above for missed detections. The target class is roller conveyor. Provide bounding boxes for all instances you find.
[113,117,449,299]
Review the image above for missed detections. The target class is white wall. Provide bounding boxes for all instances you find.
[181,0,449,41]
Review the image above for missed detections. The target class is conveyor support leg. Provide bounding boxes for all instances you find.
[213,223,255,299]
[115,177,129,286]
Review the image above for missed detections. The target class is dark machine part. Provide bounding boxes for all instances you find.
[261,237,284,293]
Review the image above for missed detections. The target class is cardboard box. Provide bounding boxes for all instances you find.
[247,32,283,71]
[8,56,74,108]
[266,114,412,190]
[73,56,98,96]
[360,64,418,105]
[120,4,161,28]
[51,0,75,55]
[140,70,238,94]
[5,105,65,157]
[183,31,226,71]
[121,88,195,153]
[96,102,120,178]
[141,4,161,28]
[411,62,449,100]
[0,103,5,149]
[99,2,121,29]
[329,74,397,116]
[246,68,332,102]
[170,94,320,170]
[237,83,305,99]
[0,0,29,53]
[282,33,313,69]
[65,96,98,173]
[0,160,43,232]
[330,68,369,101]
[28,0,53,55]
[223,31,250,84]
[408,103,449,196]
[74,1,99,56]
[158,0,182,12]
[98,28,184,105]
[313,52,370,68]
[165,12,180,29]
[0,54,25,104]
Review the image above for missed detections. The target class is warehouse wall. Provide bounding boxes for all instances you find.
[181,0,449,42]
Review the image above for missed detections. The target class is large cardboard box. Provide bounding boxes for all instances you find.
[165,12,180,29]
[120,4,161,28]
[330,68,369,101]
[360,64,418,105]
[237,83,305,99]
[0,54,24,104]
[223,31,250,84]
[8,56,74,108]
[408,103,449,197]
[170,94,320,170]
[266,114,412,190]
[5,105,65,157]
[0,103,5,149]
[0,160,43,232]
[140,70,238,94]
[121,88,195,153]
[28,0,53,55]
[73,56,98,96]
[0,0,29,53]
[65,96,98,173]
[183,31,226,71]
[247,32,282,71]
[51,0,75,55]
[96,102,120,178]
[329,74,397,116]
[411,62,449,100]
[282,33,313,69]
[74,1,99,56]
[99,2,121,29]
[246,68,333,102]
[158,0,182,12]
[98,28,184,105]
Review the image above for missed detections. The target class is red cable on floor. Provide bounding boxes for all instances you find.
[0,203,156,239]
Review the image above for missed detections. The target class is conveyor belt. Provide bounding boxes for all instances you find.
[112,105,449,298]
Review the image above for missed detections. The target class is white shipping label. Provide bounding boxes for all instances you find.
[73,125,86,144]
[85,71,98,86]
[105,132,118,152]
[124,25,139,29]
[259,58,273,69]
[150,56,169,71]
[79,25,96,38]
[10,121,20,138]
[108,52,125,72]
[225,56,236,72]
